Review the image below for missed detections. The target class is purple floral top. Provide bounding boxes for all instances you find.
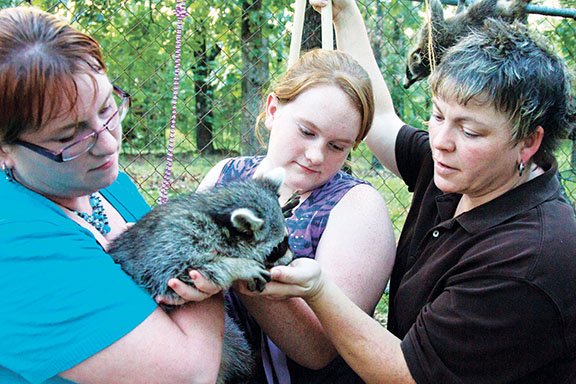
[217,156,368,384]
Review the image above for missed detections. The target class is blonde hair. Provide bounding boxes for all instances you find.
[256,49,374,150]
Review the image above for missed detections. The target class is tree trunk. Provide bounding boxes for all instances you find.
[194,37,221,154]
[241,0,270,156]
[302,4,322,51]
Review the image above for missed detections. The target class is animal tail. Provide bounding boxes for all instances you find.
[216,314,256,384]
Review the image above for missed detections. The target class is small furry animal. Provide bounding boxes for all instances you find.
[108,168,293,384]
[404,0,531,88]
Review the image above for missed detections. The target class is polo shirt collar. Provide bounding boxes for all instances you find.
[435,163,560,234]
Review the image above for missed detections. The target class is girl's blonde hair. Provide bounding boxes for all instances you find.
[256,49,374,150]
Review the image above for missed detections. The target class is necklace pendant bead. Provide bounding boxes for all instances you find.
[73,193,111,237]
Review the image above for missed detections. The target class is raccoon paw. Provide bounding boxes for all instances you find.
[246,268,271,292]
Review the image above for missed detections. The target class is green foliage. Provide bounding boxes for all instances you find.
[2,0,575,218]
[375,291,389,327]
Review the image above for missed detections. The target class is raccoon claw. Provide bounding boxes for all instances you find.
[247,269,271,292]
[249,279,266,293]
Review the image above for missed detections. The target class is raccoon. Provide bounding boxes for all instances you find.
[108,168,293,384]
[404,0,531,88]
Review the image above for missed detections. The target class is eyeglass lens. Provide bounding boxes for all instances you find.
[61,91,129,161]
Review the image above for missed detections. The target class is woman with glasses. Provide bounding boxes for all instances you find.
[0,6,224,383]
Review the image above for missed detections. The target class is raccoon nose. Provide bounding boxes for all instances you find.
[266,235,289,266]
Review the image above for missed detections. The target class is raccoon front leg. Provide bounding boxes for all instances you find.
[200,258,271,292]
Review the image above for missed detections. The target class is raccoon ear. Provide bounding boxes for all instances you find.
[258,167,285,194]
[231,208,264,234]
[455,0,466,13]
[430,0,445,23]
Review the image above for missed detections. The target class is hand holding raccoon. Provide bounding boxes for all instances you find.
[108,168,292,308]
[156,269,221,306]
[239,258,324,301]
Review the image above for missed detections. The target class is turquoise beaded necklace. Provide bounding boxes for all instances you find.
[73,193,111,236]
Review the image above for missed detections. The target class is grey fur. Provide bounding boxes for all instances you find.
[404,0,531,88]
[108,169,292,384]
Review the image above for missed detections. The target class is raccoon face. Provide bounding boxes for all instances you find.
[404,48,430,89]
[209,167,293,266]
[265,234,290,267]
[230,207,292,267]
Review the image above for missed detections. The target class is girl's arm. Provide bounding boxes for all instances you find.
[238,184,395,369]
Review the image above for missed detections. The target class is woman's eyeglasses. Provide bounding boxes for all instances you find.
[14,85,131,163]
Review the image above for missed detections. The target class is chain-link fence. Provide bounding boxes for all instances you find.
[2,0,575,235]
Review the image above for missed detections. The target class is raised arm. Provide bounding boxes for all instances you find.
[312,0,405,176]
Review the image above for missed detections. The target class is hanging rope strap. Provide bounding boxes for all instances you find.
[288,0,306,68]
[321,1,333,50]
[288,0,333,69]
[159,0,187,205]
[424,0,437,76]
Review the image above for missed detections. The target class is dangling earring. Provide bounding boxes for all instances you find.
[2,163,15,182]
[517,161,525,177]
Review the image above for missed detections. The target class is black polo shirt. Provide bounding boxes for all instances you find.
[389,125,576,383]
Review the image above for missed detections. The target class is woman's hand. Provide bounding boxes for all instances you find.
[155,270,222,305]
[309,0,352,20]
[251,258,327,302]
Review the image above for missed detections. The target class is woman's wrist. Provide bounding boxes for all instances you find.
[333,0,360,27]
[303,272,330,306]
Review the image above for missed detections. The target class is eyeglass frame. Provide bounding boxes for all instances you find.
[13,85,131,163]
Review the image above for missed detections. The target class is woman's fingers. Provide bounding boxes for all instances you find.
[155,271,222,305]
[309,0,349,19]
[309,0,329,13]
[188,270,222,294]
[254,258,324,300]
[271,258,320,284]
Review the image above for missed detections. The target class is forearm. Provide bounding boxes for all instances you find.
[333,1,394,117]
[61,296,225,384]
[306,280,415,384]
[332,0,403,174]
[239,293,338,369]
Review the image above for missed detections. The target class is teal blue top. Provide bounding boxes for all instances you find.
[0,172,156,384]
